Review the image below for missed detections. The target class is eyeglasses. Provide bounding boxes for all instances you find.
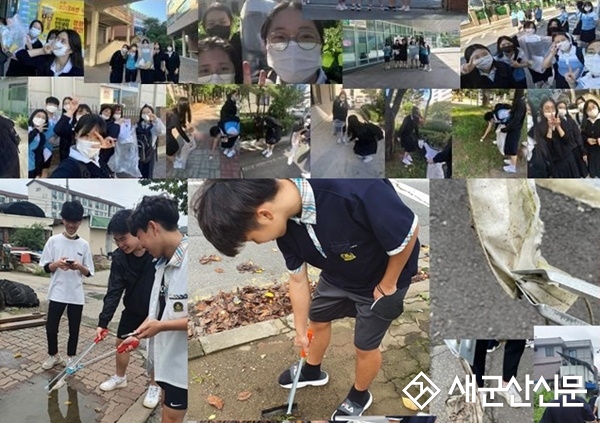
[585,51,600,56]
[266,29,321,51]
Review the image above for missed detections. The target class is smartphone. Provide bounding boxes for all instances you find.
[65,259,75,265]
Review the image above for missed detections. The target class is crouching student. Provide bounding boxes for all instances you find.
[120,195,188,423]
[194,179,420,418]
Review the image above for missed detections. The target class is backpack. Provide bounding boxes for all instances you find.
[136,123,154,164]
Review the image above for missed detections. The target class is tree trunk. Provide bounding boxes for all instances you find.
[424,90,433,120]
[384,89,406,160]
[482,89,490,107]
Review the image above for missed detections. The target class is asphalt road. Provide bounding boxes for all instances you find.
[188,179,430,300]
[430,179,600,342]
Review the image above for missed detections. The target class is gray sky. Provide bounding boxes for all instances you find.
[535,326,600,367]
[0,179,188,226]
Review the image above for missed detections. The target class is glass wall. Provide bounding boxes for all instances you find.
[343,20,460,70]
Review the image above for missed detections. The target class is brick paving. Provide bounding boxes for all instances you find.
[0,319,149,423]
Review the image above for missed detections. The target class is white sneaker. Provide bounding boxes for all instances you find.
[402,157,412,166]
[223,148,230,156]
[503,165,517,173]
[363,156,373,163]
[143,384,161,408]
[336,4,345,10]
[503,159,511,165]
[100,375,128,392]
[301,172,311,178]
[357,5,362,10]
[265,150,273,158]
[261,149,269,155]
[498,384,523,404]
[428,68,432,72]
[407,155,413,163]
[226,149,236,158]
[42,354,64,370]
[66,357,75,369]
[404,5,410,10]
[337,137,343,144]
[287,156,294,165]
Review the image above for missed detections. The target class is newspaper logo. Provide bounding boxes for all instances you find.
[402,371,440,410]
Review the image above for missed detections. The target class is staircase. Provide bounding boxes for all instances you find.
[85,40,126,66]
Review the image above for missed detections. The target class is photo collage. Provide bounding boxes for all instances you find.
[0,1,598,423]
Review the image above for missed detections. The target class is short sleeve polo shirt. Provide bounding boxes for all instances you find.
[276,179,420,296]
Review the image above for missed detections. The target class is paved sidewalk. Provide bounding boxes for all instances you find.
[311,111,385,178]
[302,1,466,20]
[460,7,559,37]
[343,52,460,89]
[188,273,430,421]
[238,137,310,178]
[84,56,197,84]
[0,320,149,423]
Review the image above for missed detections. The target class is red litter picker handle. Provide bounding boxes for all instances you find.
[94,328,109,343]
[117,338,140,354]
[301,329,314,358]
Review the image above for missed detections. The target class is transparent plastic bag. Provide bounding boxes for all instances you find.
[136,46,153,69]
[107,128,142,178]
[2,15,27,54]
[173,136,197,169]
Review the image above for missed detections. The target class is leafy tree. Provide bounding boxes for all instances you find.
[383,89,406,159]
[139,179,188,215]
[10,223,47,251]
[428,101,452,121]
[322,22,343,83]
[141,18,170,50]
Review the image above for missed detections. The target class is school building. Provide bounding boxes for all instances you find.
[342,20,461,71]
[167,0,199,59]
[0,78,28,119]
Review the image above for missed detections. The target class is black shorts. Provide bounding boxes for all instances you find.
[157,381,188,410]
[265,137,280,145]
[384,56,390,63]
[117,312,146,338]
[308,277,409,351]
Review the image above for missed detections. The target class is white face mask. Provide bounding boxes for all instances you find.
[32,117,45,127]
[46,105,57,114]
[544,112,555,119]
[121,48,128,54]
[474,54,494,70]
[267,42,322,83]
[101,114,110,120]
[585,6,592,12]
[29,28,41,38]
[585,54,600,76]
[589,108,599,118]
[558,40,571,52]
[53,40,69,57]
[197,73,235,83]
[113,113,122,120]
[525,28,535,34]
[142,113,150,121]
[578,103,585,111]
[557,108,567,117]
[76,138,101,159]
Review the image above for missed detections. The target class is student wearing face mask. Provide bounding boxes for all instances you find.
[28,109,49,178]
[55,101,92,164]
[260,0,330,84]
[219,91,240,158]
[135,105,166,178]
[579,1,598,47]
[494,36,528,88]
[6,19,44,77]
[558,6,570,33]
[546,18,563,37]
[557,99,588,177]
[166,97,193,163]
[201,2,243,84]
[534,97,583,178]
[398,107,423,166]
[332,91,349,144]
[15,29,83,76]
[575,96,586,125]
[165,44,181,83]
[110,44,129,83]
[40,96,61,177]
[125,44,138,83]
[461,44,514,88]
[99,104,119,174]
[519,22,554,87]
[580,99,600,177]
[50,114,116,179]
[568,40,600,88]
[152,43,166,83]
[543,32,585,88]
[197,37,238,84]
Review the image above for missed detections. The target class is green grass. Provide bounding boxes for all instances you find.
[386,150,427,178]
[534,389,557,423]
[452,105,527,178]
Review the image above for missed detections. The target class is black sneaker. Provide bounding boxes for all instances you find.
[331,391,373,420]
[278,363,329,389]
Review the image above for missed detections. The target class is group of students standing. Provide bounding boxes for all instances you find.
[461,3,600,89]
[40,196,188,423]
[384,36,432,72]
[529,94,600,178]
[109,40,181,84]
[28,96,166,179]
[0,18,83,77]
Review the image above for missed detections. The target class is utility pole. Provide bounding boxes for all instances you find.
[66,179,70,200]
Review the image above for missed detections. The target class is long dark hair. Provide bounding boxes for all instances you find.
[28,109,48,131]
[139,104,155,126]
[60,29,83,70]
[172,97,192,127]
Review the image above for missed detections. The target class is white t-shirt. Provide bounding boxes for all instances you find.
[40,233,94,305]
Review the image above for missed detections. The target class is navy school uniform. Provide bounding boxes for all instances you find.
[539,395,595,423]
[109,50,126,83]
[14,50,83,76]
[99,120,120,173]
[165,51,180,83]
[460,60,514,88]
[553,47,585,89]
[153,51,166,82]
[276,179,420,297]
[54,114,76,161]
[6,39,43,76]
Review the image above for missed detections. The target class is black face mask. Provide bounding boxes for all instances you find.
[207,25,231,40]
[548,27,560,35]
[501,46,514,54]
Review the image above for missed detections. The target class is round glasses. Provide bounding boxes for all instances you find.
[266,29,321,51]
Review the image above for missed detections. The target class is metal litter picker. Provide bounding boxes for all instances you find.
[45,329,140,391]
[261,329,314,420]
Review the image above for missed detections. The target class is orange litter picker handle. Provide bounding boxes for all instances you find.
[301,328,314,358]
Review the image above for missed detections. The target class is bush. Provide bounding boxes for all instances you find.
[360,104,382,122]
[423,119,452,133]
[14,114,28,130]
[420,129,450,149]
[496,5,508,14]
[10,224,46,251]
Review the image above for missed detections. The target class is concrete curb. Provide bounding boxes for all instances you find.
[116,393,155,423]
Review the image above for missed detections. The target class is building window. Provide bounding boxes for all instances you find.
[8,83,27,101]
[568,350,577,358]
[59,192,64,200]
[52,191,57,199]
[545,347,554,357]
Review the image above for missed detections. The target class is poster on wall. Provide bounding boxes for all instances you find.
[30,0,84,43]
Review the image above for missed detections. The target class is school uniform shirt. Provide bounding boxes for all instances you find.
[581,116,600,177]
[40,234,94,305]
[553,46,585,88]
[147,235,188,390]
[539,395,595,423]
[14,50,83,76]
[50,148,111,178]
[0,115,20,178]
[276,179,420,297]
[460,60,514,88]
[135,118,166,149]
[580,11,598,30]
[495,48,527,83]
[576,71,600,88]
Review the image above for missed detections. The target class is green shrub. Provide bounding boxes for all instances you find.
[423,119,452,133]
[420,129,450,148]
[15,114,28,130]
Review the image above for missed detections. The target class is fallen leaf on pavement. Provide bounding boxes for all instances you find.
[65,401,72,405]
[200,255,222,265]
[264,292,274,298]
[402,396,419,411]
[207,394,224,410]
[237,391,252,401]
[260,354,266,359]
[236,260,264,273]
[13,352,21,358]
[208,415,216,420]
[214,268,224,273]
[94,408,102,413]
